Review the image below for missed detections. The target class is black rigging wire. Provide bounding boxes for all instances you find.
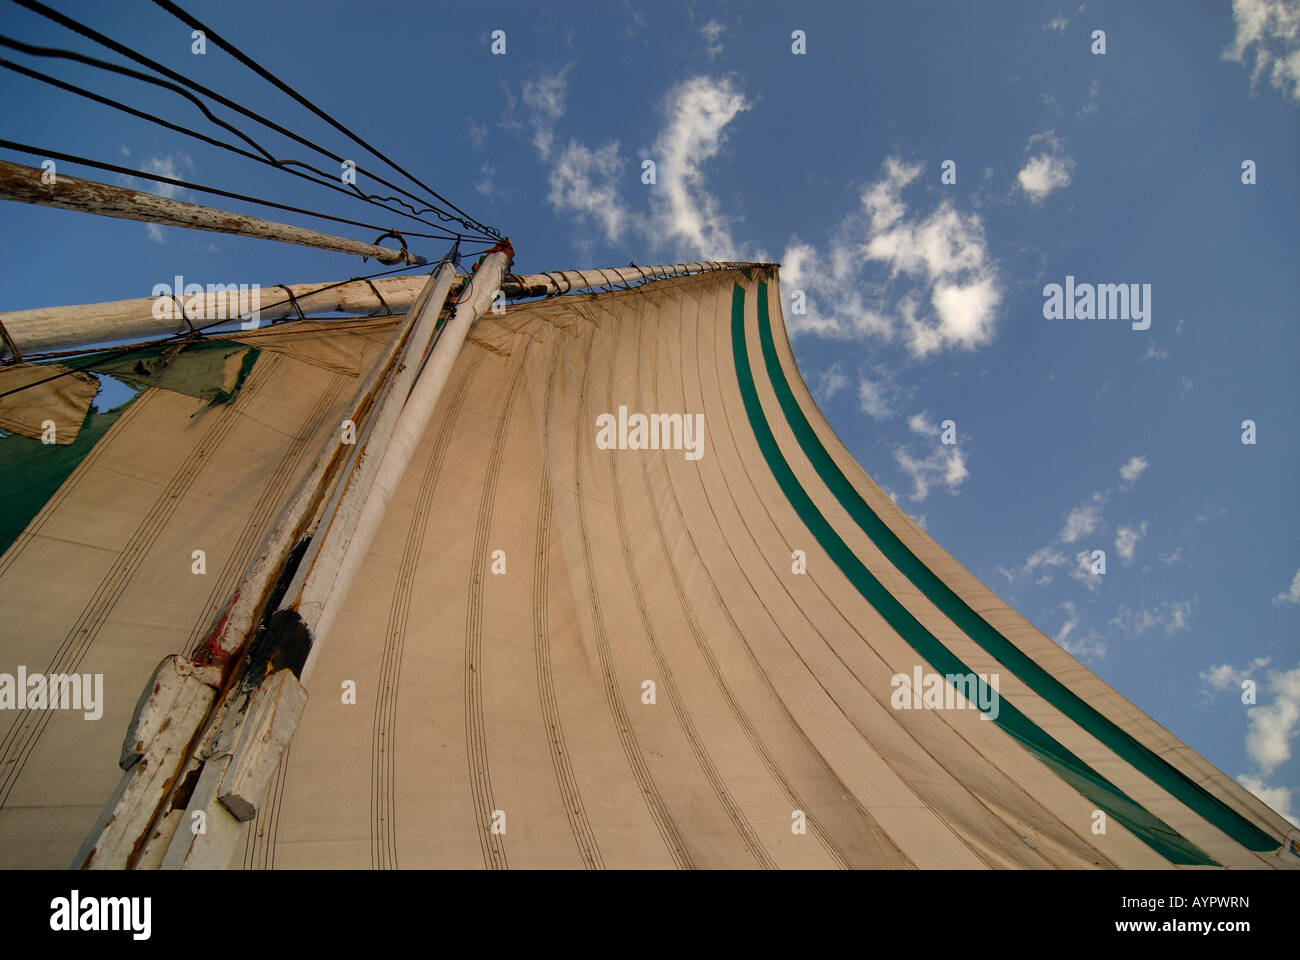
[0,139,501,248]
[149,0,501,241]
[8,0,495,239]
[0,37,469,236]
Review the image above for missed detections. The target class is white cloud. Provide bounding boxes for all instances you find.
[1201,656,1270,696]
[906,411,934,436]
[467,118,488,151]
[812,364,849,403]
[849,365,907,420]
[1057,602,1079,642]
[521,64,572,159]
[523,73,755,262]
[858,375,895,420]
[1118,454,1149,485]
[1055,601,1108,660]
[1078,77,1101,117]
[1068,549,1103,593]
[1236,774,1298,827]
[1114,520,1148,562]
[1223,0,1300,101]
[116,152,194,244]
[1005,456,1149,590]
[1273,568,1300,605]
[1141,341,1168,362]
[997,545,1069,587]
[620,0,648,39]
[513,64,636,246]
[783,157,1002,356]
[546,140,628,244]
[1109,600,1192,635]
[140,153,192,200]
[1044,15,1070,32]
[474,162,498,199]
[1016,130,1074,203]
[649,75,751,259]
[1061,492,1104,543]
[1244,662,1300,776]
[893,441,968,502]
[700,20,725,59]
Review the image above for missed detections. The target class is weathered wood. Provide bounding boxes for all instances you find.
[300,250,511,681]
[276,264,460,611]
[76,264,456,869]
[151,255,506,870]
[0,262,765,357]
[0,158,423,265]
[0,277,430,356]
[71,656,217,869]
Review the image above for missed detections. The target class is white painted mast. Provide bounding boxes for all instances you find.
[155,250,510,869]
[73,254,461,868]
[0,261,758,357]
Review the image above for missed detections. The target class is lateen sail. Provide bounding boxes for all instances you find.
[0,265,1294,869]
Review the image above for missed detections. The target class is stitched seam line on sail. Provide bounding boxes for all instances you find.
[730,281,1216,866]
[752,280,1277,854]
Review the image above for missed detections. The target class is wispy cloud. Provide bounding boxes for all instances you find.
[1077,77,1101,117]
[1236,774,1298,827]
[1244,662,1300,777]
[811,363,849,403]
[521,63,573,159]
[1201,656,1270,697]
[1016,130,1074,203]
[649,75,751,259]
[1212,657,1300,828]
[1118,454,1149,486]
[1141,340,1169,362]
[116,152,194,245]
[1056,601,1108,660]
[1109,600,1192,636]
[893,437,968,502]
[1223,0,1300,101]
[855,365,908,420]
[858,376,893,420]
[467,118,488,151]
[1061,491,1105,543]
[547,141,628,244]
[700,20,725,59]
[1273,568,1300,605]
[474,162,499,199]
[999,456,1153,590]
[1044,15,1070,32]
[783,157,1002,358]
[1114,520,1148,562]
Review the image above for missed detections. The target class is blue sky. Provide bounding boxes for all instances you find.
[1,0,1297,828]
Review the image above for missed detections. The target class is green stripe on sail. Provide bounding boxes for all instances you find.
[730,281,1217,865]
[751,280,1278,854]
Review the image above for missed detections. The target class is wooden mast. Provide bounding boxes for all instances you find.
[0,262,762,358]
[0,159,424,265]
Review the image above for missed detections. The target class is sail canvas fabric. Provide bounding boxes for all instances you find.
[227,269,1294,869]
[0,326,391,867]
[0,269,1292,869]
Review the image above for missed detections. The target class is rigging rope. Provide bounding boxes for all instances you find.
[0,40,474,236]
[149,0,501,240]
[8,0,496,239]
[0,139,500,248]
